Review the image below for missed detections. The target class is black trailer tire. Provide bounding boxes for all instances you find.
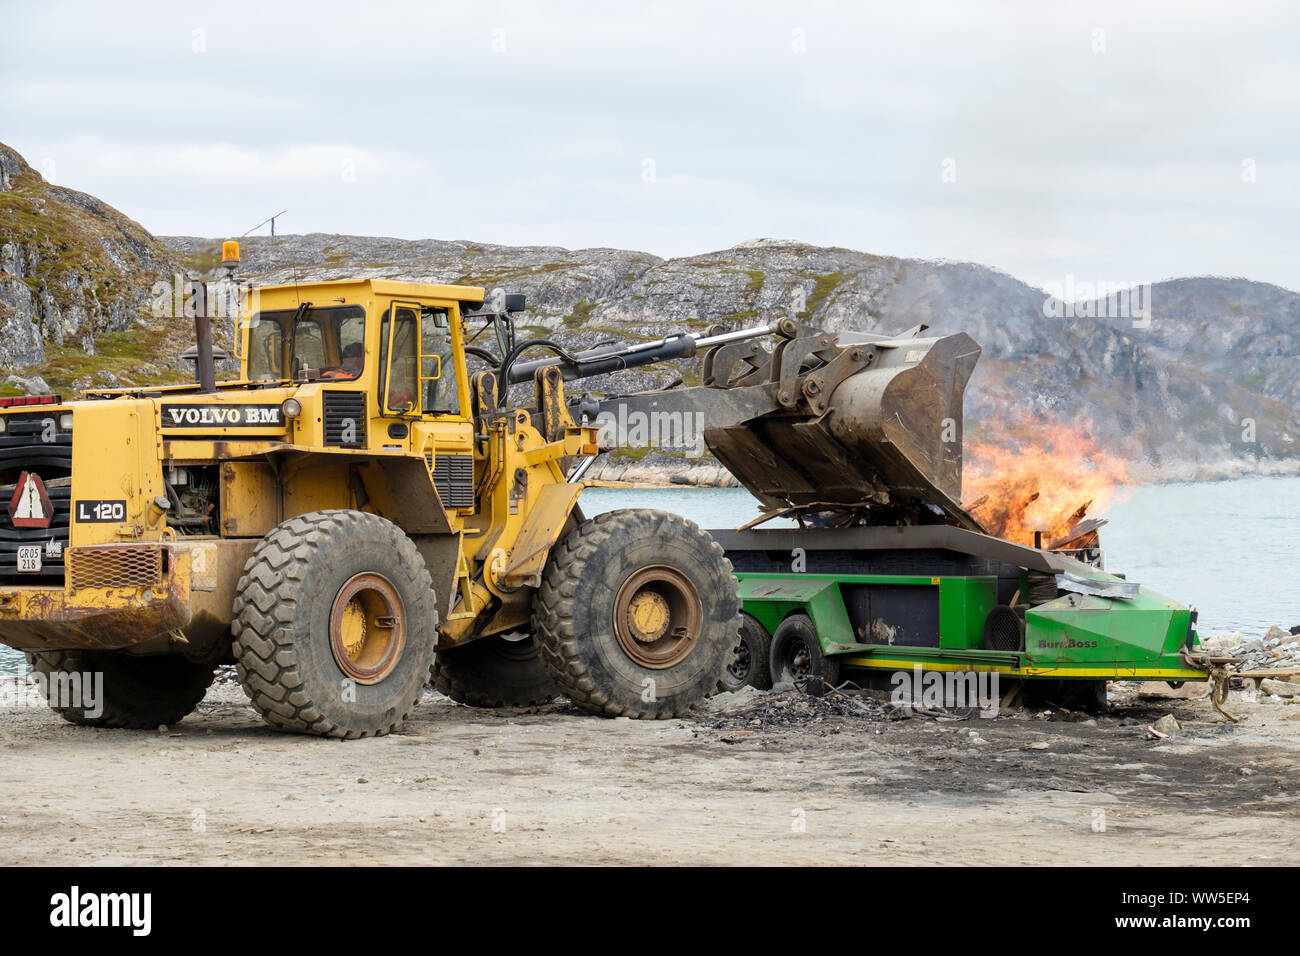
[532,508,740,718]
[770,613,840,697]
[431,632,558,708]
[24,648,215,729]
[231,510,438,739]
[719,613,774,692]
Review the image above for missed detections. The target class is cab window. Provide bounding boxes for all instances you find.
[247,305,366,381]
[295,321,325,372]
[422,308,459,415]
[321,314,366,381]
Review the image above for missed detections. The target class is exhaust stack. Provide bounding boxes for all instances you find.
[189,279,217,394]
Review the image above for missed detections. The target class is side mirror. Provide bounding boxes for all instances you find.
[504,293,526,313]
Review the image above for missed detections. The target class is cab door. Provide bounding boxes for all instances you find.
[381,300,475,512]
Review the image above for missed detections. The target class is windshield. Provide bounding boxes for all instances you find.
[247,305,366,381]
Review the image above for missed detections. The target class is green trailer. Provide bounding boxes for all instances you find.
[710,524,1207,705]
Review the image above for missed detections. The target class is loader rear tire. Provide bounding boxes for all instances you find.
[532,508,740,719]
[231,510,438,739]
[24,649,215,729]
[431,632,558,708]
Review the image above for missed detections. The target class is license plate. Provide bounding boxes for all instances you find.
[16,546,41,573]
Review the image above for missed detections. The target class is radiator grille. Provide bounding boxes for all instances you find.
[430,454,475,508]
[323,391,367,447]
[68,546,165,590]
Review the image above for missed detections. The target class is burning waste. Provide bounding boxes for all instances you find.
[962,420,1130,547]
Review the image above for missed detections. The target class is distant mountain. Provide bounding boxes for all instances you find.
[3,142,1297,485]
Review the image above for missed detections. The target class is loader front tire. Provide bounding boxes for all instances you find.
[532,508,740,718]
[24,649,215,729]
[431,632,558,708]
[232,510,438,738]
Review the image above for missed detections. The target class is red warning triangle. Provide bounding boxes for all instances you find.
[8,471,53,529]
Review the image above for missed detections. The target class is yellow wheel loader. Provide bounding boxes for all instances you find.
[0,242,979,737]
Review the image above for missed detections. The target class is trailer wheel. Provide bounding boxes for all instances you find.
[533,508,740,718]
[232,510,438,739]
[24,649,215,729]
[770,614,840,697]
[431,632,558,708]
[719,613,774,692]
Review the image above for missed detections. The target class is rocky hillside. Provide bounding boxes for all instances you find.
[3,143,1298,484]
[165,232,1300,483]
[0,143,202,395]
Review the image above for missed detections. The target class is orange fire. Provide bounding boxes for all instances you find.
[962,420,1130,546]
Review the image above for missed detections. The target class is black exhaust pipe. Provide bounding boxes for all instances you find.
[189,280,217,393]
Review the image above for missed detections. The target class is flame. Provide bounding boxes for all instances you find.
[963,420,1130,546]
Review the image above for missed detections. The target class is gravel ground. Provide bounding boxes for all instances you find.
[0,675,1295,866]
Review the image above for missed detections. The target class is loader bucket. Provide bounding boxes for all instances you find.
[703,331,983,528]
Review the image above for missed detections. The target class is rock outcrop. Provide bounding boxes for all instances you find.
[0,142,182,389]
[2,143,1298,483]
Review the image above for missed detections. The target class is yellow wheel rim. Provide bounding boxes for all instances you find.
[329,573,406,684]
[613,566,702,669]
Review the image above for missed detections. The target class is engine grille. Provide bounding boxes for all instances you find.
[68,545,166,591]
[323,391,367,447]
[0,412,73,583]
[430,454,474,508]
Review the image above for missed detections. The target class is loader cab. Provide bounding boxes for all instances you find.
[238,279,481,419]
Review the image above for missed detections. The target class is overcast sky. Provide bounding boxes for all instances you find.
[2,0,1298,291]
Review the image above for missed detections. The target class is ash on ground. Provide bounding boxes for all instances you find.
[693,685,976,734]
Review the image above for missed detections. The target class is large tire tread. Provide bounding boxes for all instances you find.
[533,509,741,719]
[231,510,436,739]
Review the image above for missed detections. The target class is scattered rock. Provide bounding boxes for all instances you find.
[1204,627,1300,673]
[1259,678,1300,699]
[1152,714,1180,736]
[3,373,50,395]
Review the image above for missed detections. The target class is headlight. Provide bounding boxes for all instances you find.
[0,417,6,435]
[281,398,302,420]
[59,412,73,431]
